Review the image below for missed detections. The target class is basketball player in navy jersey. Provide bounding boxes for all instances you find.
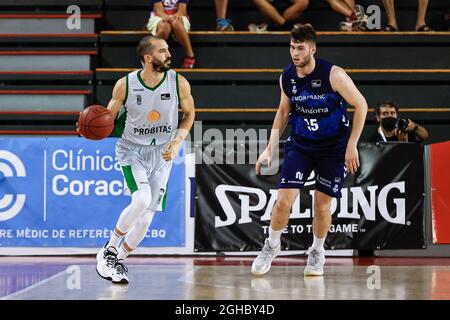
[251,24,368,276]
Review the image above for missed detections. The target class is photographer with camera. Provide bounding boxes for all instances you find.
[368,101,429,143]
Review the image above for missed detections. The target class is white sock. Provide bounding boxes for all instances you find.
[310,234,326,253]
[117,243,130,260]
[107,230,123,249]
[268,226,282,248]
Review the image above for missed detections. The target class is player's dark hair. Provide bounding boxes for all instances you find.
[137,35,159,64]
[291,24,317,43]
[375,101,399,115]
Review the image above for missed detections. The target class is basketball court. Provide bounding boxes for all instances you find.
[2,256,450,300]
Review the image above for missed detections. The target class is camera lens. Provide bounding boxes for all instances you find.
[396,118,408,131]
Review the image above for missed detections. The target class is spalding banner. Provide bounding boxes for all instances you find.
[195,142,425,251]
[0,137,185,247]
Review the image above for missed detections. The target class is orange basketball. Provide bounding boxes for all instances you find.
[78,105,114,140]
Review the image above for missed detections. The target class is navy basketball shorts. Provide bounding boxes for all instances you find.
[278,143,347,198]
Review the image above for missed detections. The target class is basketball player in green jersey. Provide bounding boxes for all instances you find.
[95,36,195,284]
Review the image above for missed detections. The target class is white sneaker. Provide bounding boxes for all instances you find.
[248,23,268,32]
[96,246,118,281]
[339,4,367,31]
[354,4,366,20]
[112,259,129,285]
[304,248,325,276]
[339,19,367,31]
[339,20,353,31]
[96,242,109,263]
[251,239,280,276]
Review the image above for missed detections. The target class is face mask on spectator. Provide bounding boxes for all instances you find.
[381,117,397,131]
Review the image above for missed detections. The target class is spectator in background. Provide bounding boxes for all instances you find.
[325,0,367,31]
[146,0,196,68]
[249,0,309,32]
[382,0,433,31]
[216,0,234,31]
[368,101,429,143]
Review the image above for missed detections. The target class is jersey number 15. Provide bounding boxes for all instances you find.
[304,119,318,131]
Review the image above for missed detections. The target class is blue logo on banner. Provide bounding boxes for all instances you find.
[0,138,185,247]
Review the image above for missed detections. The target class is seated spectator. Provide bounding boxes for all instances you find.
[382,0,433,31]
[325,0,367,31]
[249,0,309,31]
[368,101,429,143]
[216,0,234,31]
[146,0,195,68]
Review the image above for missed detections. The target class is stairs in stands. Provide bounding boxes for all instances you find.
[0,0,449,143]
[0,13,99,36]
[0,49,95,80]
[0,0,100,135]
[0,87,92,135]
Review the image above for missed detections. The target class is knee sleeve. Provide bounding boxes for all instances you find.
[131,187,152,213]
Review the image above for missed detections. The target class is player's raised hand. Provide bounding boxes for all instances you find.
[345,144,359,174]
[162,139,181,161]
[255,147,272,175]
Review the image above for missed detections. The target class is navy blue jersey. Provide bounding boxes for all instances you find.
[281,58,350,147]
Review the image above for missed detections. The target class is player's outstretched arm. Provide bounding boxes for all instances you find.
[107,77,127,119]
[330,66,368,174]
[162,74,195,161]
[256,75,290,175]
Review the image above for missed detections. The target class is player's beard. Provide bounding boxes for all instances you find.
[298,54,312,68]
[152,56,171,72]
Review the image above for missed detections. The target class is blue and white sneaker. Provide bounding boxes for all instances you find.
[216,18,234,31]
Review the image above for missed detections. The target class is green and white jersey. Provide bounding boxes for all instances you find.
[115,69,179,146]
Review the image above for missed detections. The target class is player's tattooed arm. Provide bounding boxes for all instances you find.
[107,77,127,119]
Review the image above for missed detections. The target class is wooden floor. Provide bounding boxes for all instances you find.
[1,256,450,300]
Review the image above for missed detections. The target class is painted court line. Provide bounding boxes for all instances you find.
[0,269,67,300]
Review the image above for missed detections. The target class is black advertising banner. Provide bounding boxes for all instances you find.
[195,142,425,251]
